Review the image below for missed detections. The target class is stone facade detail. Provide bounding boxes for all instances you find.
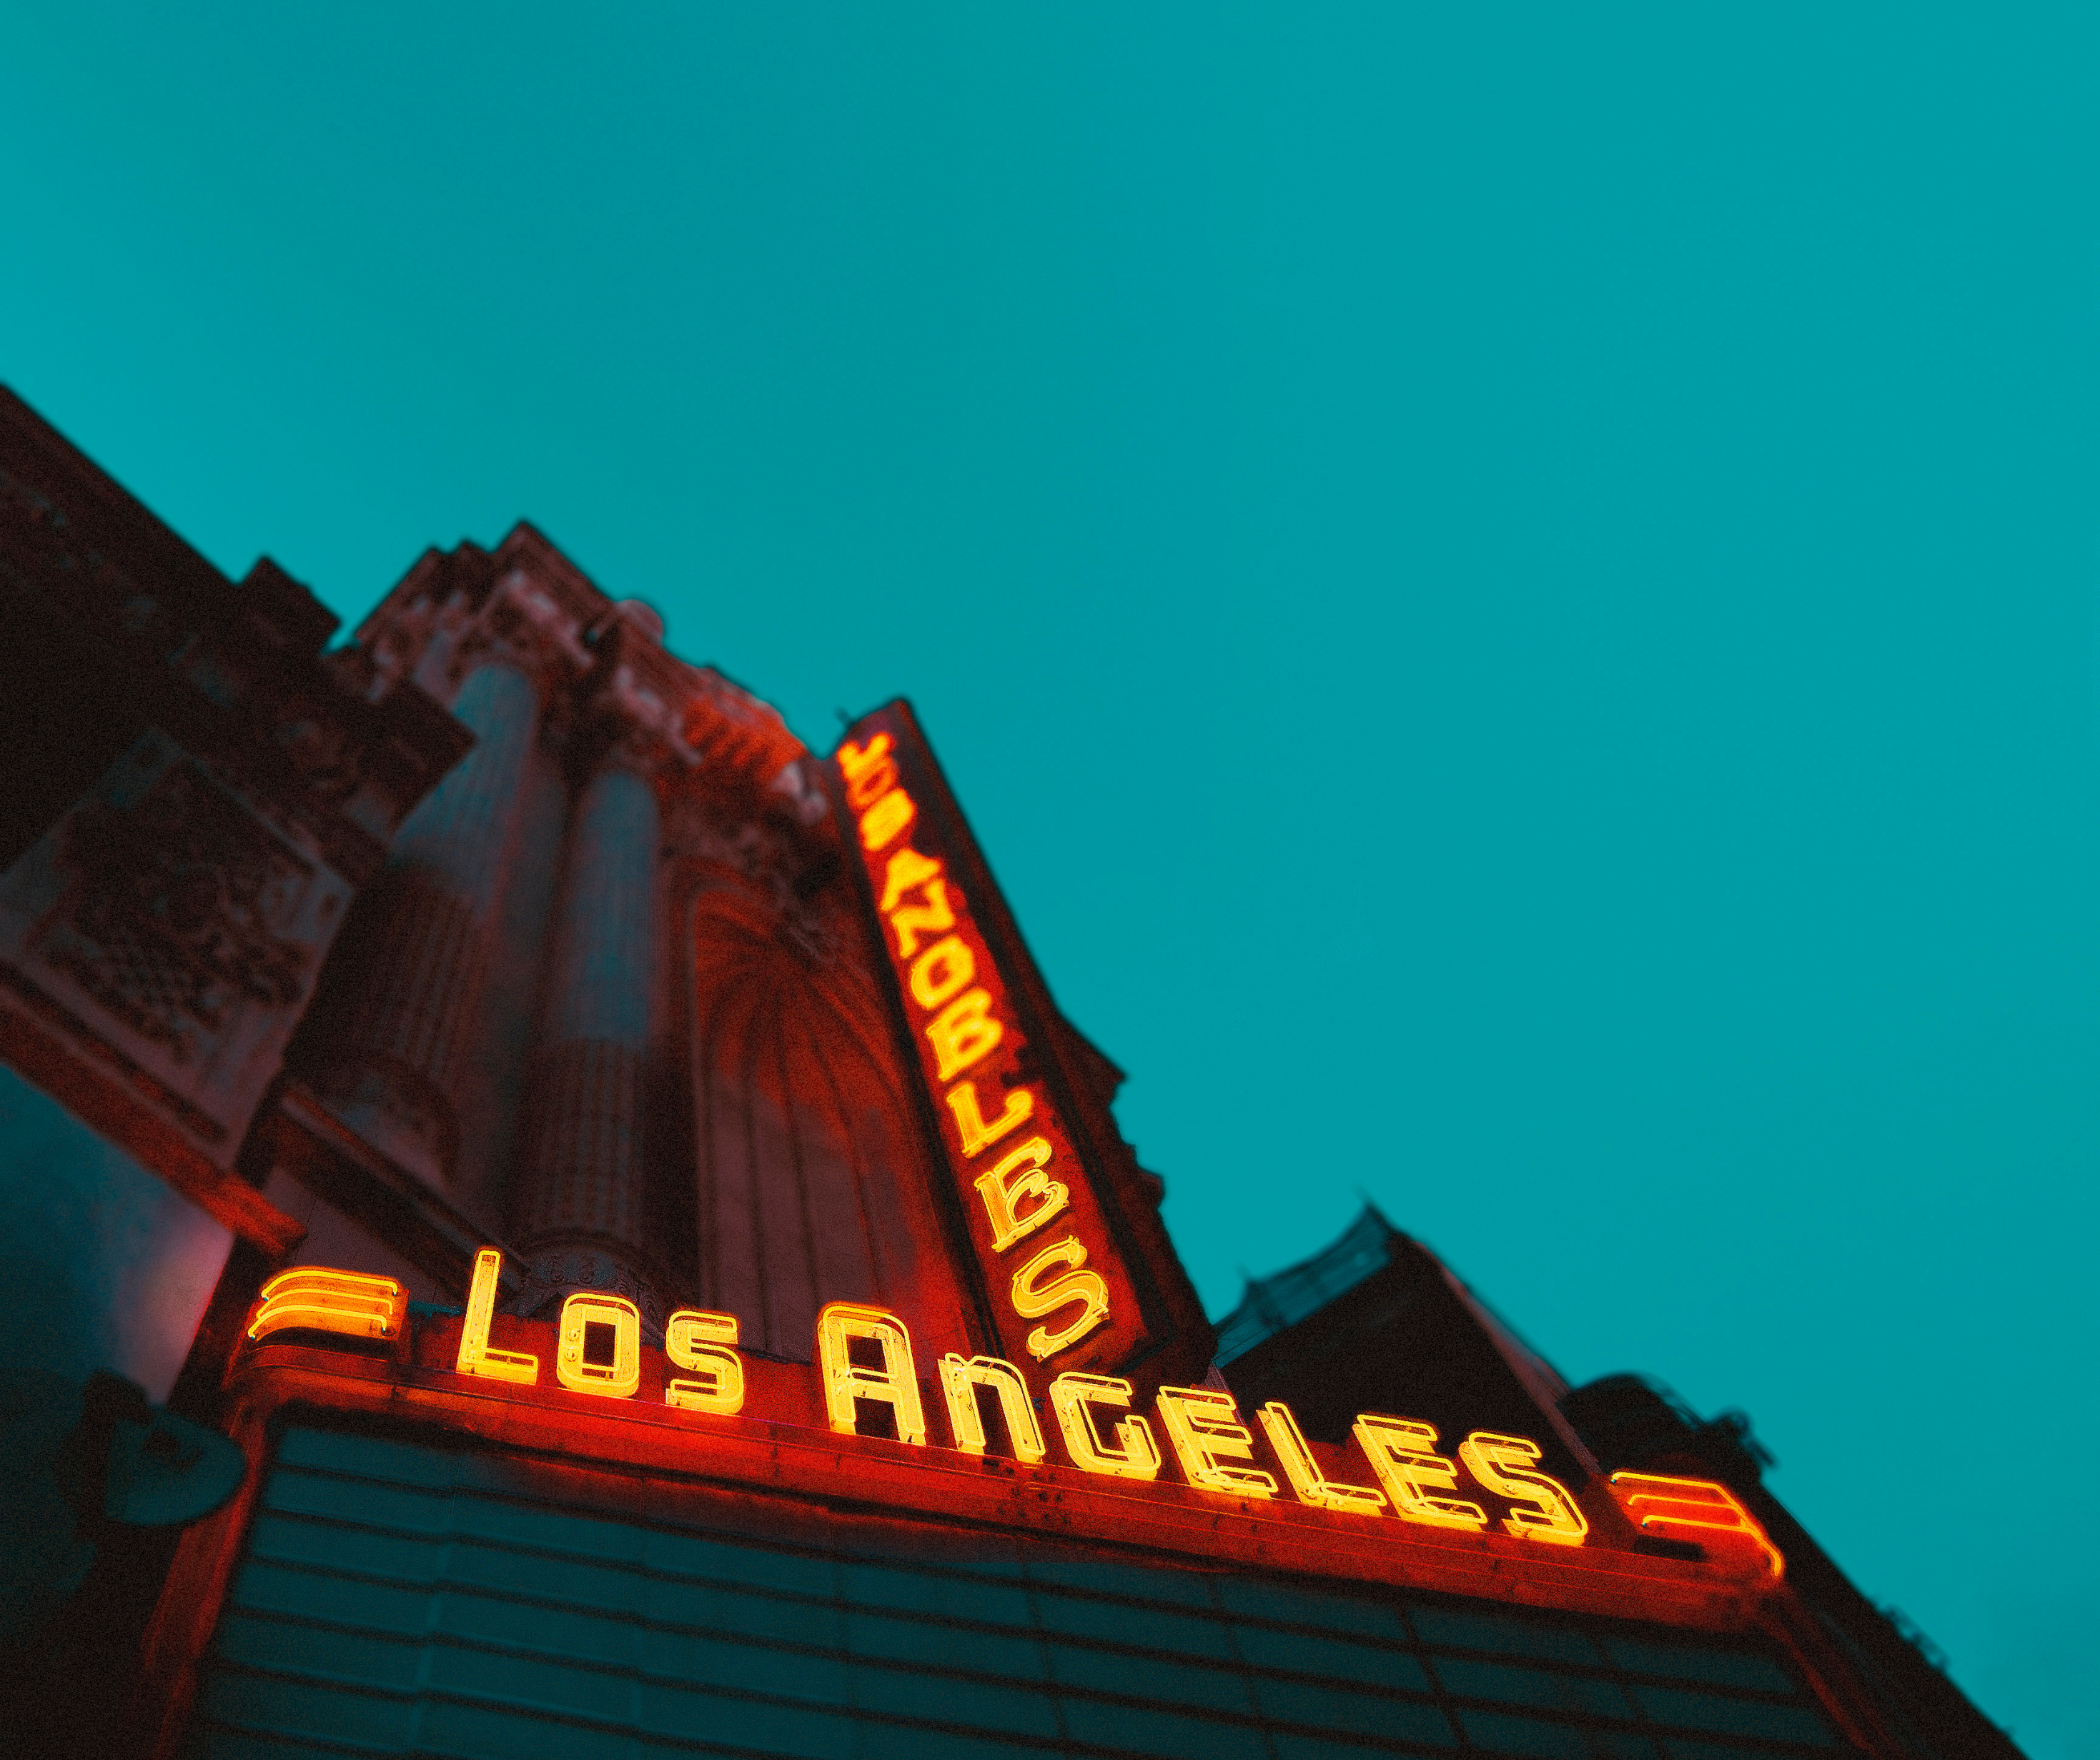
[512,745,666,1330]
[283,522,839,1309]
[39,747,315,1068]
[301,660,551,1188]
[0,390,470,1256]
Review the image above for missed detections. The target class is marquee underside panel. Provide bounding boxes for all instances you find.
[189,1423,1841,1760]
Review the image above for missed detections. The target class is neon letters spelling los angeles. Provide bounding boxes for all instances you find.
[244,1253,1780,1578]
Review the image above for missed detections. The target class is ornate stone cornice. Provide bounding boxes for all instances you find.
[358,556,592,718]
[355,524,828,827]
[0,397,470,888]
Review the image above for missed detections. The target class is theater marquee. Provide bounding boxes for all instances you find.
[240,1257,1784,1603]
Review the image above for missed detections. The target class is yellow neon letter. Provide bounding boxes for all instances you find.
[555,1293,642,1399]
[1011,1235,1111,1360]
[1155,1386,1278,1499]
[665,1309,745,1415]
[1609,1471,1784,1577]
[890,877,956,960]
[837,732,893,783]
[1258,1401,1386,1515]
[816,1302,926,1444]
[861,790,915,850]
[938,1354,1046,1463]
[926,988,1002,1079]
[456,1247,538,1384]
[974,1136,1070,1252]
[888,883,956,962]
[1352,1415,1488,1531]
[1458,1431,1588,1546]
[247,1267,406,1344]
[838,734,896,807]
[878,845,943,913]
[946,1079,1034,1157]
[1049,1373,1160,1481]
[909,935,977,1010]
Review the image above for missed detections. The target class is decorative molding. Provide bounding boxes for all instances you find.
[0,734,355,1178]
[39,757,314,1069]
[512,1238,670,1341]
[355,524,826,818]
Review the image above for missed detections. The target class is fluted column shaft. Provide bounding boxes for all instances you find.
[513,752,663,1330]
[309,660,542,1188]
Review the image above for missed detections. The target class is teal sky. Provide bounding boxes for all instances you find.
[6,7,2094,1751]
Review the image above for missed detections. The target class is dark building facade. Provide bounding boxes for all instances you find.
[0,385,2017,1760]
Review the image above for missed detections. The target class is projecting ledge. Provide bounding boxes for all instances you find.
[216,1338,1780,1640]
[0,987,304,1258]
[259,1082,527,1303]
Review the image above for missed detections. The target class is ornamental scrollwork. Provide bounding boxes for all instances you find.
[37,759,315,1065]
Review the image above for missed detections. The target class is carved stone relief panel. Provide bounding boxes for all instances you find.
[0,730,353,1160]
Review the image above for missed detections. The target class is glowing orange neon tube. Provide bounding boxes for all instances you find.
[554,1293,642,1399]
[665,1310,745,1414]
[1050,1373,1160,1480]
[816,1303,926,1443]
[456,1247,538,1384]
[1258,1401,1385,1515]
[1155,1386,1277,1498]
[938,1353,1047,1463]
[247,1267,405,1343]
[1457,1431,1587,1546]
[1609,1471,1784,1577]
[1352,1415,1487,1531]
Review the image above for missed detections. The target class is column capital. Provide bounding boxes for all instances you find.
[360,560,597,720]
[447,570,598,706]
[512,1236,670,1342]
[570,636,700,782]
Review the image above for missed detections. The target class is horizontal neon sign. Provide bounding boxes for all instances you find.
[247,1256,1780,1577]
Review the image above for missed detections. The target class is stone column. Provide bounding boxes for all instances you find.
[511,742,665,1332]
[305,659,545,1190]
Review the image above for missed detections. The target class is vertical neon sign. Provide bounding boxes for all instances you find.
[828,705,1154,1373]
